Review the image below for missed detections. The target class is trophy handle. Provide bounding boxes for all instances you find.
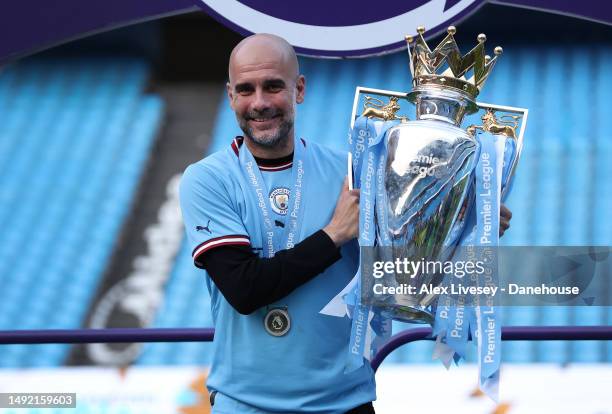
[467,106,523,139]
[347,152,354,191]
[351,86,410,128]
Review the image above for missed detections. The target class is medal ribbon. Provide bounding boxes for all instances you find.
[238,136,309,257]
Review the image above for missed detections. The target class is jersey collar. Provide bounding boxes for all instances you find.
[231,136,306,172]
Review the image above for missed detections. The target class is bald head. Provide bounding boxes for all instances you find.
[228,33,299,84]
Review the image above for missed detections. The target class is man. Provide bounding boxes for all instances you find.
[179,33,511,414]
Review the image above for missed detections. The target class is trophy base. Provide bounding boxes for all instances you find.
[381,305,434,325]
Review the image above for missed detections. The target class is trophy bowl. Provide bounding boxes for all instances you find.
[380,90,479,323]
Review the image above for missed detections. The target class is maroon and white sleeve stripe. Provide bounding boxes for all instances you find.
[192,234,250,264]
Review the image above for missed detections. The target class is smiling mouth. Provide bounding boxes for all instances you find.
[249,114,281,123]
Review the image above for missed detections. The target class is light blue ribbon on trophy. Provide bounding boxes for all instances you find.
[371,124,395,354]
[473,132,504,400]
[501,136,516,198]
[327,116,381,319]
[445,295,470,361]
[349,116,373,188]
[433,182,478,368]
[345,116,396,371]
[238,136,309,257]
[321,116,382,318]
[431,131,506,400]
[431,288,455,367]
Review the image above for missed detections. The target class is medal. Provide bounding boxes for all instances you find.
[264,307,291,337]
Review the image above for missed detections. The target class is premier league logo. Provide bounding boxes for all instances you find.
[196,0,486,56]
[264,308,291,337]
[269,187,290,215]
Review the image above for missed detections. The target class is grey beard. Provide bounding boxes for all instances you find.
[240,117,294,149]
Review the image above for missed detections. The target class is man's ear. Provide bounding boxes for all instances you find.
[295,75,305,104]
[226,82,235,110]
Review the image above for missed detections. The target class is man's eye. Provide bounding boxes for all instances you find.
[238,89,253,96]
[267,85,283,92]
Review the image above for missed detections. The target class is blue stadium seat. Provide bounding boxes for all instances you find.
[0,57,163,367]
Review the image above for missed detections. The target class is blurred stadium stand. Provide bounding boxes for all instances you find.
[0,6,610,367]
[0,58,163,366]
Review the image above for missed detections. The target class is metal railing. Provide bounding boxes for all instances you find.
[369,326,612,370]
[1,326,611,370]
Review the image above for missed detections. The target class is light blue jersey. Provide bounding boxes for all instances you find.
[179,137,375,413]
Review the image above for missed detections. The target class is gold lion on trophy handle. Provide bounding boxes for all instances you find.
[467,108,520,138]
[361,96,408,122]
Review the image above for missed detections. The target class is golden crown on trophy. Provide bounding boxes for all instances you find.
[406,26,503,100]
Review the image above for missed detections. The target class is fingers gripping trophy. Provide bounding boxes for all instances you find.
[325,25,528,397]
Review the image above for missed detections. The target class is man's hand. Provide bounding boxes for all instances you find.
[499,204,512,237]
[323,177,360,247]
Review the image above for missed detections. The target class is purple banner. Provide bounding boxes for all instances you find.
[0,0,610,62]
[0,0,195,64]
[195,0,612,56]
[493,0,612,25]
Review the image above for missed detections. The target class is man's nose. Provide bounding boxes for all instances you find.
[251,89,270,112]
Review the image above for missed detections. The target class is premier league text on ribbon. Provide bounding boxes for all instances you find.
[478,152,495,245]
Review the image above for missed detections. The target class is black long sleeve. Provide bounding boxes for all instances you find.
[200,230,342,315]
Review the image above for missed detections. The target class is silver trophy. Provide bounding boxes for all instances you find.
[351,26,528,324]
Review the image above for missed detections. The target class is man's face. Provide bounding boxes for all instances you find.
[227,45,305,148]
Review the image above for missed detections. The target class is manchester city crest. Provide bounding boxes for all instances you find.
[269,187,290,215]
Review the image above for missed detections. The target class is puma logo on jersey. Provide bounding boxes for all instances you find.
[196,220,212,234]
